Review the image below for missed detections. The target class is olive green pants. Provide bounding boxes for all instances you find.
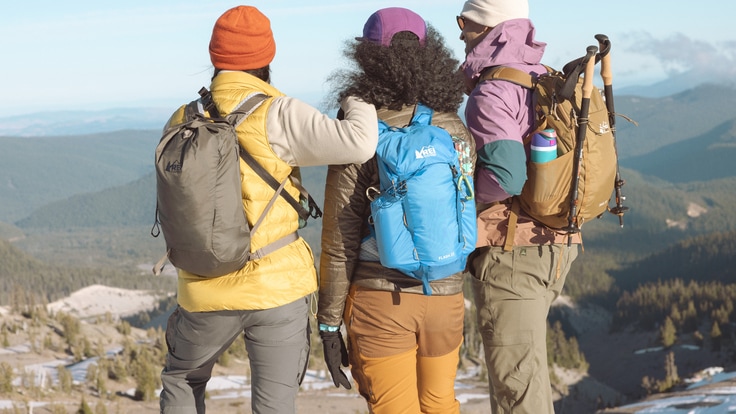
[469,244,578,414]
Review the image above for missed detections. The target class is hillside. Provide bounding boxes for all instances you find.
[620,118,736,183]
[2,82,736,412]
[0,238,173,305]
[615,83,736,159]
[0,286,498,414]
[16,174,155,229]
[0,107,172,137]
[611,230,736,292]
[2,281,730,413]
[0,130,158,223]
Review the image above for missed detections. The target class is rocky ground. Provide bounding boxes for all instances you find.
[5,285,728,413]
[0,286,498,414]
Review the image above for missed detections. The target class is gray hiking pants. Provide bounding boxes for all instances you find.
[160,296,311,414]
[469,243,578,414]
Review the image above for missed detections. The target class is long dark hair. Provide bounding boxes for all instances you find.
[327,25,464,113]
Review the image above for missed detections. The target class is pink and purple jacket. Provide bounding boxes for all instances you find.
[460,18,547,204]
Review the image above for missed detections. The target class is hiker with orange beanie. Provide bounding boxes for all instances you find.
[159,5,378,414]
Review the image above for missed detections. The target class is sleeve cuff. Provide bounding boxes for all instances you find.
[318,323,340,332]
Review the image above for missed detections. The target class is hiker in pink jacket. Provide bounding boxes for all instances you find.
[458,0,580,412]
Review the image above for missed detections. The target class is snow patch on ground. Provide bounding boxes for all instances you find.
[46,284,168,319]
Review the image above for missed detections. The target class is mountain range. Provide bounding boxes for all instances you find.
[1,79,736,413]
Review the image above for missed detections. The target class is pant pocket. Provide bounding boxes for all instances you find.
[486,330,535,411]
[297,315,311,385]
[164,307,180,355]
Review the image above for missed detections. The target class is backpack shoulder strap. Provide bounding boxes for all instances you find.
[227,93,269,127]
[476,66,550,252]
[478,66,535,89]
[411,103,433,126]
[224,93,320,222]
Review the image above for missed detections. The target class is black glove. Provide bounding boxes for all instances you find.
[319,330,352,389]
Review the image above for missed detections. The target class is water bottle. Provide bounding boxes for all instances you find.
[531,128,557,163]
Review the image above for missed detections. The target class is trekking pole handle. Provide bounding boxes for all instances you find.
[595,34,612,87]
[582,46,598,100]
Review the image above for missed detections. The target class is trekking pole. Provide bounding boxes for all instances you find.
[562,45,598,239]
[595,34,629,228]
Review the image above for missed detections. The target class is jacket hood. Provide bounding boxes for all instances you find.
[460,18,545,82]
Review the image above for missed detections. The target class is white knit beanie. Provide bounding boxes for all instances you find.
[460,0,528,28]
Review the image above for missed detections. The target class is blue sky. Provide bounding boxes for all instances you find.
[2,0,734,116]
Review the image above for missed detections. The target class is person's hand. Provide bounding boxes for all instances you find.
[319,330,352,389]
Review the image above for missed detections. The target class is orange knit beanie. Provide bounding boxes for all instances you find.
[209,6,276,70]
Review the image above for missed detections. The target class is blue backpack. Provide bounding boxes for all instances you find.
[367,104,476,295]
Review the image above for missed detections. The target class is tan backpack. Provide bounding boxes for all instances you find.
[480,42,624,249]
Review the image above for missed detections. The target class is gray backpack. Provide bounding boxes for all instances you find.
[151,89,321,277]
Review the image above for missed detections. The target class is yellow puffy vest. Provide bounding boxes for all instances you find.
[175,72,317,311]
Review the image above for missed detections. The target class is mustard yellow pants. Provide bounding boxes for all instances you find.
[344,287,464,414]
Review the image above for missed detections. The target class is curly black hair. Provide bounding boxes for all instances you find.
[326,25,465,113]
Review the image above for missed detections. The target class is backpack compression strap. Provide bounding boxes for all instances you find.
[413,102,472,247]
[224,93,321,254]
[239,147,321,222]
[247,177,299,260]
[226,93,322,223]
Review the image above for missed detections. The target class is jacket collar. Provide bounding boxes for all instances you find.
[460,18,546,83]
[210,70,284,98]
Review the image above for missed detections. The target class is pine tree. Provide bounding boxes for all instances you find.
[711,321,723,351]
[77,396,93,414]
[57,365,73,393]
[0,362,13,394]
[660,316,677,348]
[641,376,654,395]
[664,351,678,384]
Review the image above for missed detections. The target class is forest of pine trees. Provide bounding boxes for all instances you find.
[613,279,736,339]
